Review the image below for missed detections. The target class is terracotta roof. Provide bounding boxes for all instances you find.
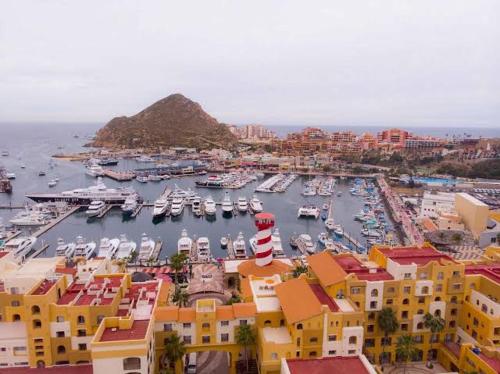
[99,320,149,342]
[421,217,438,232]
[0,251,10,259]
[286,356,370,374]
[308,252,347,286]
[216,305,235,320]
[240,277,253,300]
[55,266,77,276]
[178,308,196,322]
[237,259,291,277]
[379,245,457,266]
[0,365,93,374]
[233,302,257,318]
[335,255,393,281]
[465,263,500,284]
[155,306,179,321]
[309,284,338,312]
[275,278,323,324]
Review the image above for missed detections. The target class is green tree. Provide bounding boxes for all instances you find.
[377,308,398,367]
[451,233,462,244]
[423,313,445,362]
[236,324,256,373]
[128,250,138,264]
[172,287,189,307]
[226,293,242,305]
[170,253,188,285]
[163,334,186,373]
[292,265,308,278]
[396,334,418,374]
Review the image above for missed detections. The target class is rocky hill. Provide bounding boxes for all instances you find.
[91,94,237,150]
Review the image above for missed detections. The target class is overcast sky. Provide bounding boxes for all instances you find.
[1,0,499,127]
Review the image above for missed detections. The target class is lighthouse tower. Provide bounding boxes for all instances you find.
[254,213,275,266]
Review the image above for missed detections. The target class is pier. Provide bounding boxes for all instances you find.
[226,236,236,260]
[97,204,114,218]
[151,240,163,261]
[102,169,135,181]
[342,230,364,252]
[28,243,50,260]
[32,206,80,238]
[131,204,143,218]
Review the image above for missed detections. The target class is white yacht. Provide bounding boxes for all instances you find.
[97,237,120,259]
[297,206,320,219]
[249,195,263,213]
[86,164,105,177]
[136,175,148,183]
[271,228,285,258]
[221,192,233,215]
[170,196,185,216]
[297,234,316,255]
[152,196,169,217]
[121,195,138,215]
[138,234,155,261]
[48,179,57,188]
[325,218,335,231]
[4,237,36,258]
[148,174,162,182]
[204,196,216,216]
[136,155,154,163]
[191,196,202,216]
[73,236,97,259]
[6,172,16,179]
[196,237,211,261]
[115,234,137,259]
[86,200,106,217]
[248,236,258,254]
[9,210,49,226]
[237,197,248,212]
[177,229,192,256]
[233,232,247,259]
[55,238,76,258]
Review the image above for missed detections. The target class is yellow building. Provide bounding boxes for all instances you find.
[456,192,490,238]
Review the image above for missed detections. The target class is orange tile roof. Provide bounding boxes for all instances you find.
[237,259,291,277]
[155,306,179,321]
[216,305,235,320]
[275,278,323,324]
[308,252,347,286]
[232,302,257,318]
[178,308,196,322]
[240,278,253,301]
[421,217,438,232]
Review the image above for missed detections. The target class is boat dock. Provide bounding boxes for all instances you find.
[151,240,163,261]
[226,236,236,260]
[32,206,80,238]
[97,205,114,218]
[102,169,135,181]
[342,230,364,252]
[131,204,143,218]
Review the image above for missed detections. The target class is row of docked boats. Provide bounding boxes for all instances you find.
[301,176,338,196]
[195,172,258,189]
[255,173,297,193]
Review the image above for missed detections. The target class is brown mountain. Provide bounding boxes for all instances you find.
[91,94,237,150]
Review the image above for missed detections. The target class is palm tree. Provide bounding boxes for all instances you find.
[292,265,308,278]
[396,334,418,374]
[170,253,188,286]
[236,324,256,373]
[163,334,186,373]
[377,307,398,367]
[423,312,445,362]
[226,293,242,305]
[172,287,189,307]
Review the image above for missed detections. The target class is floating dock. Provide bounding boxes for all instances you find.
[226,236,236,260]
[32,206,80,238]
[103,169,135,181]
[96,205,114,218]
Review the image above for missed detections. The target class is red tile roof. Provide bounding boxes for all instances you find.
[32,279,56,295]
[99,320,149,342]
[465,263,500,284]
[0,364,93,373]
[335,255,393,281]
[0,251,9,259]
[379,246,457,266]
[309,284,339,312]
[479,351,500,373]
[286,356,370,374]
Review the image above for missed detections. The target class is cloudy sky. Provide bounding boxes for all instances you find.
[0,0,499,127]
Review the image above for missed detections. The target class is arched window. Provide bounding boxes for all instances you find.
[434,310,441,317]
[36,360,45,368]
[56,316,64,322]
[403,298,409,305]
[57,345,66,354]
[264,320,271,326]
[371,289,378,297]
[417,309,424,315]
[77,315,85,324]
[296,323,303,330]
[11,300,20,307]
[123,357,141,371]
[13,314,21,321]
[434,297,441,302]
[31,305,41,315]
[417,322,424,330]
[33,319,42,329]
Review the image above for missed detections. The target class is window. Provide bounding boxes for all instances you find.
[221,333,229,342]
[202,336,210,344]
[417,309,424,315]
[13,314,21,321]
[239,320,247,326]
[453,283,461,290]
[365,338,375,347]
[309,351,317,357]
[57,346,65,354]
[264,320,271,326]
[56,316,64,323]
[351,287,361,294]
[452,271,460,277]
[77,315,85,324]
[77,329,86,337]
[403,298,409,305]
[421,286,429,294]
[368,312,375,320]
[417,322,424,330]
[309,337,318,343]
[296,323,303,330]
[33,320,42,329]
[11,301,20,307]
[367,325,374,333]
[202,323,210,329]
[451,296,458,304]
[449,321,456,328]
[328,350,336,355]
[123,357,141,371]
[404,273,412,279]
[271,352,278,360]
[96,315,105,324]
[183,336,191,344]
[78,344,86,351]
[183,323,191,329]
[418,297,425,304]
[387,287,395,293]
[56,331,65,338]
[403,287,411,294]
[419,272,427,279]
[163,323,173,331]
[371,289,378,297]
[401,311,408,319]
[348,336,357,344]
[437,272,444,280]
[13,346,26,356]
[221,321,229,327]
[370,301,377,309]
[31,305,41,315]
[328,335,336,341]
[348,350,356,354]
[386,299,393,305]
[401,323,408,331]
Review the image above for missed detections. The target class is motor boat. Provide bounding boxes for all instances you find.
[221,192,233,215]
[4,236,36,258]
[196,237,211,261]
[170,196,185,216]
[9,210,49,226]
[86,200,106,217]
[97,158,119,166]
[297,234,316,255]
[55,238,76,258]
[324,239,336,252]
[317,232,329,246]
[177,229,193,257]
[297,206,320,219]
[361,229,382,238]
[48,180,57,188]
[136,155,154,162]
[204,196,216,216]
[136,175,148,183]
[220,235,229,248]
[86,164,104,177]
[333,225,344,238]
[191,196,202,216]
[237,197,248,212]
[97,237,120,259]
[177,229,193,256]
[233,232,247,259]
[325,218,335,231]
[115,234,137,259]
[272,228,285,258]
[153,196,169,217]
[249,195,263,213]
[248,236,258,254]
[121,195,138,215]
[148,174,162,182]
[73,236,97,259]
[6,172,15,179]
[138,234,155,261]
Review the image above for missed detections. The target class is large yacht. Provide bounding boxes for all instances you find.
[233,232,247,259]
[86,164,105,177]
[237,197,248,213]
[97,237,120,259]
[115,234,137,259]
[221,192,233,215]
[191,196,202,216]
[152,196,169,217]
[138,234,155,261]
[177,229,193,257]
[249,195,263,213]
[55,238,76,258]
[9,209,49,226]
[121,195,138,216]
[4,237,36,258]
[271,228,285,258]
[74,236,97,259]
[196,237,211,261]
[297,206,320,219]
[86,200,106,217]
[26,178,138,204]
[203,196,216,216]
[170,196,185,216]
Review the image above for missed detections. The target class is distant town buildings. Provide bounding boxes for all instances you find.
[228,124,277,141]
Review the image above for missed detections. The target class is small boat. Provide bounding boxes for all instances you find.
[249,195,263,213]
[272,228,285,258]
[73,236,97,259]
[138,234,155,261]
[115,234,137,259]
[1,151,9,157]
[136,175,148,183]
[136,155,154,163]
[48,180,57,188]
[38,171,46,176]
[233,232,247,259]
[318,232,329,246]
[97,158,119,166]
[297,206,320,219]
[55,238,76,258]
[289,233,299,248]
[237,197,248,212]
[204,196,216,216]
[191,196,202,216]
[220,235,229,248]
[196,237,211,261]
[297,234,316,255]
[248,236,258,254]
[177,229,193,256]
[4,236,37,258]
[337,191,342,197]
[20,163,26,169]
[148,174,162,182]
[333,225,344,238]
[221,192,233,215]
[86,200,106,217]
[5,172,15,179]
[324,239,336,252]
[321,211,328,221]
[97,237,120,259]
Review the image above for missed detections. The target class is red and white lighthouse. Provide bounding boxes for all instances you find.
[254,212,275,267]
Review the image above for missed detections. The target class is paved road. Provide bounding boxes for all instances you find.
[196,351,229,374]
